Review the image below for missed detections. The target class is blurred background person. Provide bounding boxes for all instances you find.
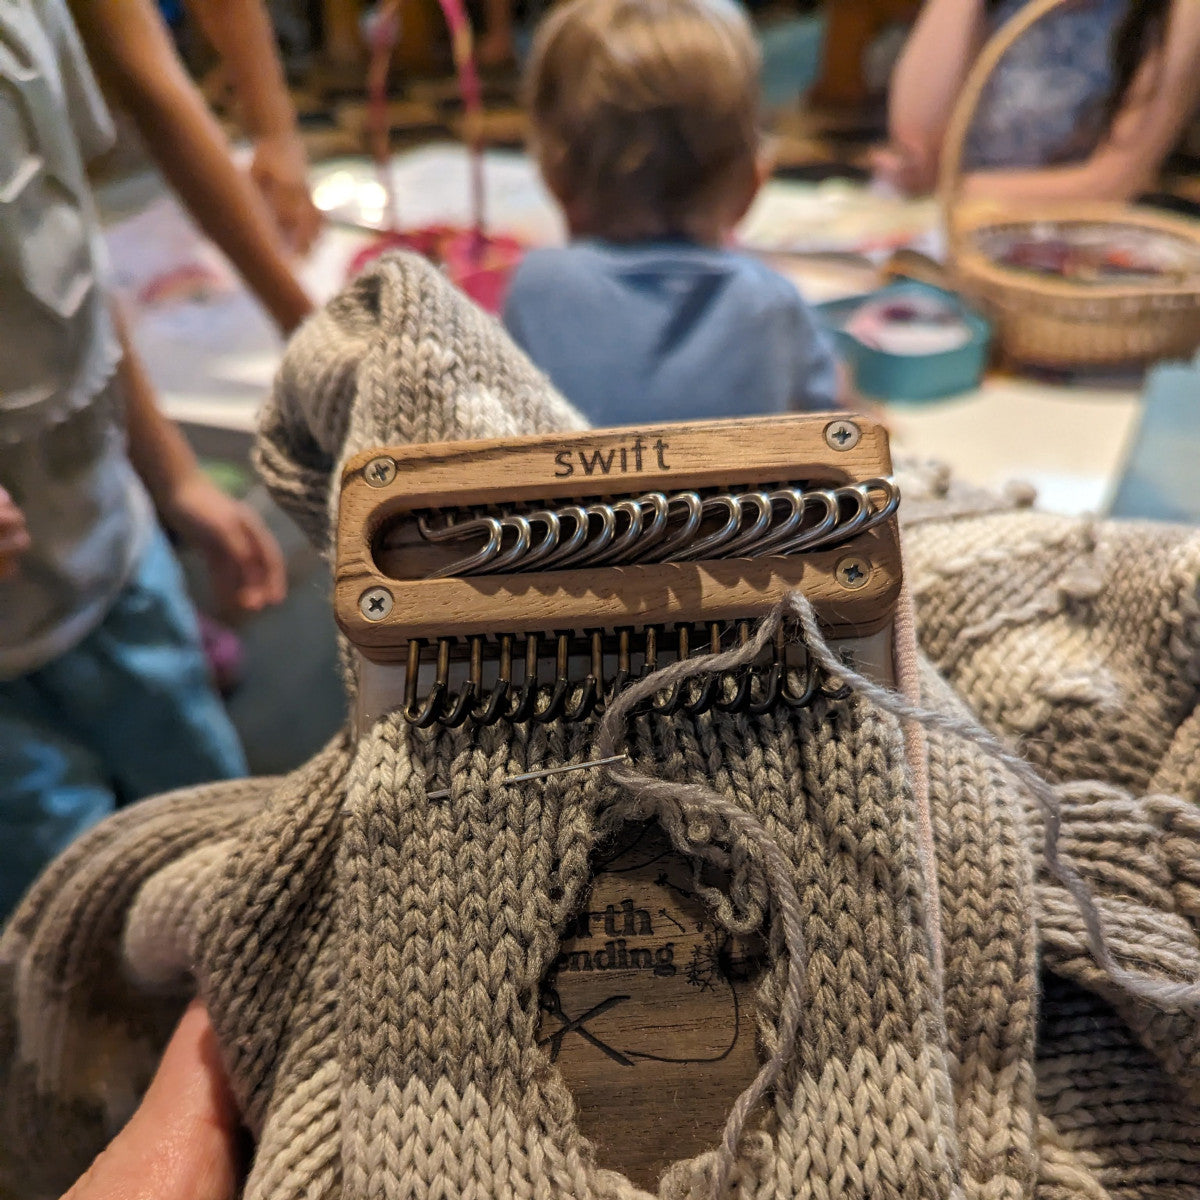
[876,0,1200,202]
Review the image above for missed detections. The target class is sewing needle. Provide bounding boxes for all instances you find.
[426,753,630,801]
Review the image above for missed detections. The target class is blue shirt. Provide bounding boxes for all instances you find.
[502,240,839,428]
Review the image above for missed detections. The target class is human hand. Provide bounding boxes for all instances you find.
[62,1002,241,1200]
[870,141,937,198]
[160,472,287,618]
[250,133,323,256]
[0,487,30,580]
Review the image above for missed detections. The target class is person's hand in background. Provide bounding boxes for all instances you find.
[77,0,315,336]
[182,0,324,256]
[160,471,287,618]
[114,304,289,620]
[62,1002,241,1200]
[870,139,937,197]
[0,487,30,580]
[250,131,322,255]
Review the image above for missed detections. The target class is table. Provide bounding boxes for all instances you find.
[103,145,1142,517]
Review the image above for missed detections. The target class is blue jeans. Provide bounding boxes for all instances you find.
[0,529,246,919]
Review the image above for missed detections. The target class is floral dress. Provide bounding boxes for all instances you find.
[963,0,1127,170]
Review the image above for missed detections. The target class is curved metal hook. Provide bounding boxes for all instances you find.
[745,658,783,715]
[619,493,671,563]
[422,514,505,578]
[720,491,776,558]
[479,515,532,574]
[858,477,901,531]
[507,632,543,722]
[404,637,453,727]
[769,488,841,556]
[828,485,871,544]
[474,634,514,725]
[589,498,645,567]
[747,488,808,558]
[664,495,743,563]
[652,492,705,563]
[538,505,592,569]
[571,503,619,567]
[518,509,564,572]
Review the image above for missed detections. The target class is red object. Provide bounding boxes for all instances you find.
[357,0,524,311]
[348,225,525,313]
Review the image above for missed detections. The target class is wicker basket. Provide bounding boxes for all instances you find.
[938,0,1200,368]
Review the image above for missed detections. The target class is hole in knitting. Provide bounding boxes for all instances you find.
[538,820,767,1192]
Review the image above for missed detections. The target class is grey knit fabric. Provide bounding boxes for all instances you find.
[3,253,1200,1200]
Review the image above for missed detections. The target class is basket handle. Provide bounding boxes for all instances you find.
[937,0,1075,260]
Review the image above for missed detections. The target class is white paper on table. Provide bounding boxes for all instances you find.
[739,179,941,259]
[311,144,567,245]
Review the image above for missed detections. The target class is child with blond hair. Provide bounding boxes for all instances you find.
[503,0,840,426]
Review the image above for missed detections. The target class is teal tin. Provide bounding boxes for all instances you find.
[817,280,992,403]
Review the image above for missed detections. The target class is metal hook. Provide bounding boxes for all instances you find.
[770,488,841,556]
[526,633,571,724]
[682,623,723,714]
[719,492,776,558]
[828,485,871,544]
[651,492,705,562]
[421,514,505,578]
[588,498,645,567]
[664,495,742,563]
[518,510,564,572]
[715,621,755,713]
[538,505,592,569]
[474,633,513,725]
[602,627,633,711]
[508,632,543,722]
[438,637,481,727]
[650,625,692,714]
[745,658,783,715]
[619,494,671,563]
[571,503,620,567]
[404,637,452,726]
[862,477,901,526]
[478,515,532,575]
[780,640,822,709]
[747,488,808,558]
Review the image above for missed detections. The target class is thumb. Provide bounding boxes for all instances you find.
[63,1002,242,1200]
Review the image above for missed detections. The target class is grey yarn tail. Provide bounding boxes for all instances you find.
[597,609,808,1200]
[783,590,1200,1017]
[598,592,1200,1198]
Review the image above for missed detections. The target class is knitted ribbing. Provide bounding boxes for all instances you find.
[918,665,1038,1200]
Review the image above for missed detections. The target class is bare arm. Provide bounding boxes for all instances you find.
[182,0,322,252]
[73,0,312,334]
[116,306,287,615]
[883,0,989,193]
[961,0,1200,202]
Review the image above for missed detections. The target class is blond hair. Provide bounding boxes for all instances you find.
[525,0,762,242]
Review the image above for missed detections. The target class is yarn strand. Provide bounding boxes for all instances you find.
[597,609,807,1199]
[783,590,1200,1016]
[599,590,1200,1196]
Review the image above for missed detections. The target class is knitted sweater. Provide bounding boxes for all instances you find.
[3,255,1199,1200]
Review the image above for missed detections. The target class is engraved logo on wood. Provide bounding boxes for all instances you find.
[552,435,672,478]
[538,823,765,1188]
